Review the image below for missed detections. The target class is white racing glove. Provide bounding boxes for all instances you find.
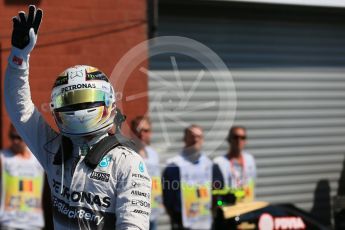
[8,5,43,69]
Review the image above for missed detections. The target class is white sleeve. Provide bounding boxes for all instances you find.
[4,65,59,170]
[115,148,151,230]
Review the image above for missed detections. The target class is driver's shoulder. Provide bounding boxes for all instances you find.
[108,145,142,164]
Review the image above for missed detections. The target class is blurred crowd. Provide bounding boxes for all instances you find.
[132,117,256,230]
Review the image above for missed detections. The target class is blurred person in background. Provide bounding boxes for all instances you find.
[162,125,223,230]
[0,124,44,230]
[213,126,256,203]
[131,116,163,230]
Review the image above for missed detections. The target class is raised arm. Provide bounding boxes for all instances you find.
[5,6,58,170]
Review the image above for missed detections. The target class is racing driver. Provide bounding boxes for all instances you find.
[4,5,151,230]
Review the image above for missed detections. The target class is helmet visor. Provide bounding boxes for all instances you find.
[53,89,111,110]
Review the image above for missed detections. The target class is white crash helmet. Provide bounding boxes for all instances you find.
[50,65,116,137]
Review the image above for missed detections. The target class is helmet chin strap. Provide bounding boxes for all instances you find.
[81,133,103,141]
[68,131,108,147]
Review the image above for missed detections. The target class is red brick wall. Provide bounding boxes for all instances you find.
[0,0,148,147]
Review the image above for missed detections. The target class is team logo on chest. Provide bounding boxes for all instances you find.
[139,161,145,173]
[99,156,111,168]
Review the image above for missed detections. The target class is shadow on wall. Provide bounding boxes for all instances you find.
[310,179,332,227]
[334,156,345,230]
[337,156,345,196]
